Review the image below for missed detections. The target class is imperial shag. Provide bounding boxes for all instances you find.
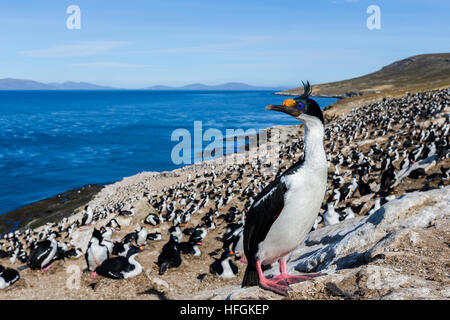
[93,246,145,280]
[242,81,328,295]
[0,265,20,289]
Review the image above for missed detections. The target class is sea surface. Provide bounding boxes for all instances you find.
[0,90,337,215]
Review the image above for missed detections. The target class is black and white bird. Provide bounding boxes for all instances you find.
[81,205,94,226]
[0,265,20,289]
[147,232,162,241]
[93,246,145,280]
[177,240,202,256]
[358,174,372,196]
[85,229,109,274]
[106,218,121,231]
[209,250,238,278]
[28,233,58,271]
[112,238,133,257]
[119,207,135,217]
[242,82,328,295]
[136,226,148,246]
[64,248,83,259]
[144,213,160,226]
[380,164,397,193]
[323,202,344,226]
[368,194,382,215]
[157,235,182,275]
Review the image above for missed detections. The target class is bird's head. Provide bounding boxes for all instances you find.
[91,228,103,241]
[127,245,145,257]
[221,250,235,259]
[266,81,324,125]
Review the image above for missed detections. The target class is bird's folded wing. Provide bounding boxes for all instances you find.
[243,177,287,263]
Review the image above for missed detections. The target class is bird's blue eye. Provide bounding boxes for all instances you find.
[296,102,304,110]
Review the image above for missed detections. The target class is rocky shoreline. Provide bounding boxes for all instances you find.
[0,184,103,235]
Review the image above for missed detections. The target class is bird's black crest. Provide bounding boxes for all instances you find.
[299,81,312,99]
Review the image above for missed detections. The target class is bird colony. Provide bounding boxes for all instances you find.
[0,88,448,298]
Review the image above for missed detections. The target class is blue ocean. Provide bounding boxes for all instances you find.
[0,90,337,215]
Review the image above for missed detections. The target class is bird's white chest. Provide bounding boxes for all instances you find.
[87,243,108,270]
[123,256,142,279]
[0,277,7,289]
[220,259,236,278]
[324,209,340,226]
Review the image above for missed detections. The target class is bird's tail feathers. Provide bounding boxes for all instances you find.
[242,263,259,287]
[159,262,168,275]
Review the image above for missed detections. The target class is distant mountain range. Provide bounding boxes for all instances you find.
[0,78,285,91]
[0,78,116,90]
[143,82,286,91]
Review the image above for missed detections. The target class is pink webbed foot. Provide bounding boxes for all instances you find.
[239,257,248,264]
[259,276,292,296]
[91,271,98,280]
[41,263,53,272]
[256,259,291,296]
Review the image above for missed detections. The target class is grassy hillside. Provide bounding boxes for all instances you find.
[281,53,450,98]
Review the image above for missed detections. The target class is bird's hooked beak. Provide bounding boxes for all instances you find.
[266,98,303,117]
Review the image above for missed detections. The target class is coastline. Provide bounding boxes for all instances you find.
[1,80,447,235]
[0,184,103,234]
[0,86,448,300]
[0,83,439,234]
[0,122,293,235]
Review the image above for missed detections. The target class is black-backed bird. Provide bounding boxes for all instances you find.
[28,233,58,271]
[0,265,20,289]
[209,250,238,278]
[157,235,182,275]
[242,81,328,295]
[93,246,145,280]
[85,229,109,275]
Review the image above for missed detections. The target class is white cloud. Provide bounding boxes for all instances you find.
[20,41,130,58]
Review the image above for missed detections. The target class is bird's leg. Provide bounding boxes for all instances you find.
[41,263,53,272]
[256,259,291,296]
[271,258,326,284]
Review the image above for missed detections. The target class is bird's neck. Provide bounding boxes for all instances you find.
[128,253,136,262]
[128,254,142,275]
[303,120,326,168]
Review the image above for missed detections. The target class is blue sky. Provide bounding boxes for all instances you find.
[0,0,449,88]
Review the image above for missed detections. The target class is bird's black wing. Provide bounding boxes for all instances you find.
[229,260,239,275]
[95,257,129,279]
[244,157,305,267]
[243,175,287,266]
[209,259,223,276]
[28,241,51,269]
